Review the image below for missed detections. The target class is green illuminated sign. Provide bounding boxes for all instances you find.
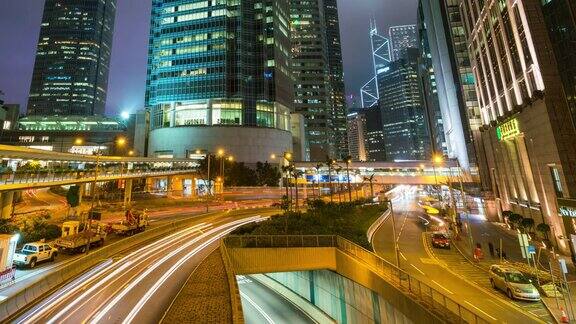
[558,198,576,218]
[497,118,520,141]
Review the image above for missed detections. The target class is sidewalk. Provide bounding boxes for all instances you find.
[456,218,576,323]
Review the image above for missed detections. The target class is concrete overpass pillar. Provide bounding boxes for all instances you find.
[1,191,15,219]
[123,179,133,208]
[78,184,86,205]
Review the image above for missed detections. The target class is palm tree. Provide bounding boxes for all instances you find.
[344,156,352,202]
[281,165,291,205]
[364,174,376,198]
[315,163,323,198]
[335,166,343,202]
[325,157,335,202]
[293,169,303,211]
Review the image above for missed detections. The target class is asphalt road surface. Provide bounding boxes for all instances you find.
[372,188,550,323]
[238,275,314,324]
[11,209,276,324]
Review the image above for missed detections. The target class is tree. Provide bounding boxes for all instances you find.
[225,162,257,187]
[508,213,523,230]
[66,185,81,207]
[521,218,535,233]
[255,162,281,187]
[536,223,551,240]
[364,174,376,198]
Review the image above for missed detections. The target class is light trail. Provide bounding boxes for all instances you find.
[120,217,260,323]
[240,291,276,324]
[19,222,210,324]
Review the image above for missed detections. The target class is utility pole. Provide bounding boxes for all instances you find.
[387,199,400,268]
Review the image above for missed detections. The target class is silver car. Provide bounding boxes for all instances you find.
[489,265,540,301]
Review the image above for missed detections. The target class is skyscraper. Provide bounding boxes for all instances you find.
[323,0,348,159]
[460,0,576,255]
[28,0,117,116]
[378,49,429,161]
[346,111,367,162]
[418,2,447,156]
[360,20,391,108]
[145,0,293,162]
[420,0,471,171]
[290,0,346,160]
[389,25,418,61]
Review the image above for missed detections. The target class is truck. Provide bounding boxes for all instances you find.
[53,221,107,254]
[13,241,58,268]
[110,209,149,236]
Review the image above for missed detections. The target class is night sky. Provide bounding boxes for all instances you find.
[0,0,417,116]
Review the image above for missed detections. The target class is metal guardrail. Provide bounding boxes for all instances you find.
[224,235,491,324]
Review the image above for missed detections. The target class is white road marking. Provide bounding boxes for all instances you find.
[241,291,276,324]
[464,300,498,321]
[400,252,408,261]
[410,264,426,276]
[431,280,454,295]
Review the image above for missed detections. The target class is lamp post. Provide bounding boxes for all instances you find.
[271,152,293,205]
[432,154,444,201]
[79,136,126,255]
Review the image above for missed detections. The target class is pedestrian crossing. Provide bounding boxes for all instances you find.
[424,234,554,322]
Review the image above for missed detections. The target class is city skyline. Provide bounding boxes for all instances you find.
[0,0,417,115]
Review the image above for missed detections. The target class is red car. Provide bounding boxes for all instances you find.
[431,233,451,249]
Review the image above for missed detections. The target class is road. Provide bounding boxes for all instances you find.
[238,275,314,324]
[11,208,276,323]
[372,188,551,323]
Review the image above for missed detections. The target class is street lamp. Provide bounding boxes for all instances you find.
[271,151,293,203]
[431,153,444,201]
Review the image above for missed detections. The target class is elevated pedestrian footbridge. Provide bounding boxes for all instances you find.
[221,235,493,324]
[293,160,477,185]
[0,145,198,217]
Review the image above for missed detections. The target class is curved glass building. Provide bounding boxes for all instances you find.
[146,0,293,162]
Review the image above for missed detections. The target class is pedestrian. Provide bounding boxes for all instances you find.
[488,242,495,257]
[501,250,507,260]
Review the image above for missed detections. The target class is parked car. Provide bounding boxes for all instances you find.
[489,265,540,301]
[13,242,58,268]
[431,233,450,249]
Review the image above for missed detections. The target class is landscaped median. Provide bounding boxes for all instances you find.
[232,199,387,250]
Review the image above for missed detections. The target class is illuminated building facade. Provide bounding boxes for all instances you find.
[360,20,391,108]
[146,0,293,162]
[28,0,117,116]
[460,0,576,254]
[377,49,429,161]
[290,0,347,160]
[389,24,418,62]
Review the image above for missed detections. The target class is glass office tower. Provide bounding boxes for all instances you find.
[28,0,117,116]
[146,0,293,162]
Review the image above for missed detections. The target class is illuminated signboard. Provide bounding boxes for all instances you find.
[558,198,576,218]
[496,118,520,141]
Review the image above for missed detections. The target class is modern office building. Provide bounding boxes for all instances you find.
[420,0,474,172]
[377,49,429,161]
[145,0,293,163]
[322,0,348,159]
[364,106,387,162]
[417,3,447,157]
[346,111,367,162]
[360,20,391,108]
[460,0,576,255]
[541,1,576,129]
[389,25,418,61]
[27,0,117,116]
[290,0,347,160]
[0,104,19,132]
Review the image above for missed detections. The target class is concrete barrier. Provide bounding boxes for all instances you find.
[0,211,221,321]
